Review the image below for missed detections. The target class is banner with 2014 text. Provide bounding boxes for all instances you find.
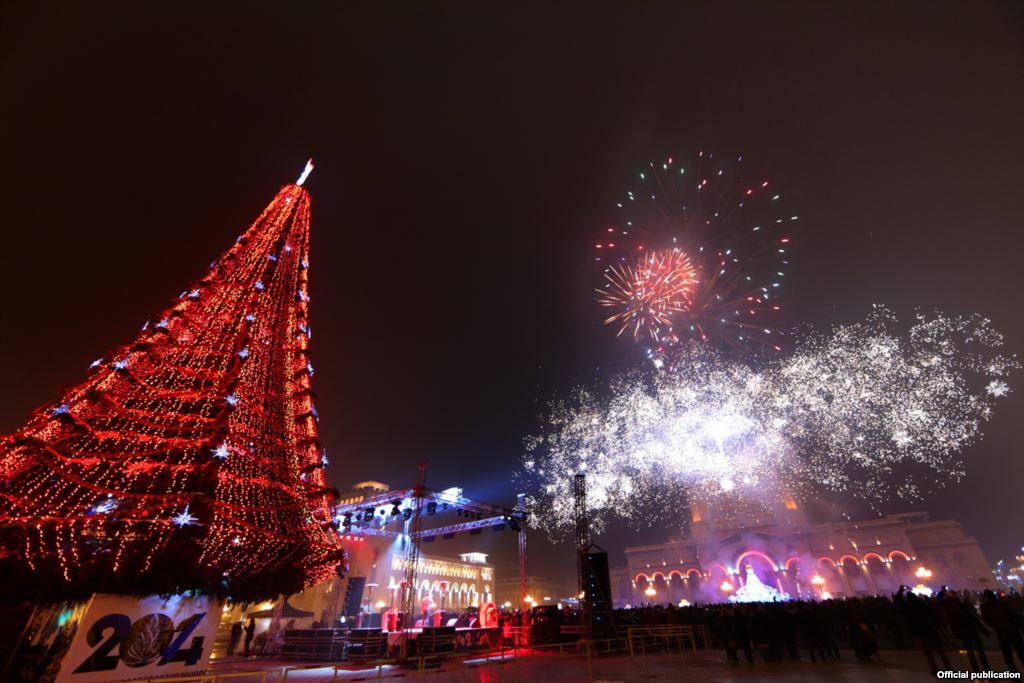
[55,593,222,683]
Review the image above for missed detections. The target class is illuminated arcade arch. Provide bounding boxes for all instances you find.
[888,550,914,585]
[706,562,731,577]
[735,550,779,572]
[863,553,893,591]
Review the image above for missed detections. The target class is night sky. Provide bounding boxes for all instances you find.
[2,2,1022,590]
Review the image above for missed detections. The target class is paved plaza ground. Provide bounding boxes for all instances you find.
[201,648,1013,682]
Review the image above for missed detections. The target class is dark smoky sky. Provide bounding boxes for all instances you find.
[1,1,1022,591]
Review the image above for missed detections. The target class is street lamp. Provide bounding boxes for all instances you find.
[644,585,657,598]
[365,582,379,612]
[719,581,734,594]
[915,566,933,580]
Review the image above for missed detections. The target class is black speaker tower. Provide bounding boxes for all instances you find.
[342,576,367,617]
[573,474,617,638]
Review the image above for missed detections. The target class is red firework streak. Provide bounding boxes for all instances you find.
[0,161,344,601]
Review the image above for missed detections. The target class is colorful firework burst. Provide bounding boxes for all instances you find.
[596,248,696,341]
[595,151,794,354]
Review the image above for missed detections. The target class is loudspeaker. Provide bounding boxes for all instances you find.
[582,549,613,631]
[342,576,366,616]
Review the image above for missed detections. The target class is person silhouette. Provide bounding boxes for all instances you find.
[243,617,256,657]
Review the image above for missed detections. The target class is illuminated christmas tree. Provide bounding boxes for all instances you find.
[0,161,344,601]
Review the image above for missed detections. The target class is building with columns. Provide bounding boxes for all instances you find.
[614,500,995,606]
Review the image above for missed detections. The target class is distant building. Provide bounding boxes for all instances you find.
[282,480,504,625]
[609,566,633,607]
[337,480,391,506]
[493,575,565,607]
[614,499,994,606]
[283,547,495,628]
[386,551,495,610]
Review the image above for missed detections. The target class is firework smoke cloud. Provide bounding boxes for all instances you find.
[521,307,1016,536]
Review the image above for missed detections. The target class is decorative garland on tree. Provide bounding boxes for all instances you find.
[0,162,344,602]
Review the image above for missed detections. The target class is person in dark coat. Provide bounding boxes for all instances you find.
[719,608,739,663]
[749,606,778,662]
[899,590,951,674]
[781,605,800,659]
[816,604,840,660]
[243,617,256,657]
[796,603,826,663]
[880,598,908,649]
[731,606,754,663]
[227,620,243,656]
[980,590,1024,672]
[940,591,990,672]
[847,615,879,661]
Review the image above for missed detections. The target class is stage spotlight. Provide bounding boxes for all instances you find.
[342,513,352,528]
[364,507,375,520]
[427,502,437,516]
[402,508,412,521]
[509,518,521,532]
[390,503,401,516]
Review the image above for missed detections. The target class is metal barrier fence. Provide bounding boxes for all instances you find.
[502,624,530,647]
[127,624,714,683]
[129,660,401,683]
[627,625,712,657]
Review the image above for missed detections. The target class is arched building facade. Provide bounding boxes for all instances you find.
[618,508,994,606]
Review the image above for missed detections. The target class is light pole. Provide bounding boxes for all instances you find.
[365,582,378,613]
[810,574,826,599]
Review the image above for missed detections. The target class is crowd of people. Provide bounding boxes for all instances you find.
[619,587,1024,674]
[226,616,299,657]
[219,587,1024,674]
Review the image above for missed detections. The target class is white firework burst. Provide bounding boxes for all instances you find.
[521,307,1016,535]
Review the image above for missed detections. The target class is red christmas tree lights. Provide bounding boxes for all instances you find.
[0,162,344,601]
